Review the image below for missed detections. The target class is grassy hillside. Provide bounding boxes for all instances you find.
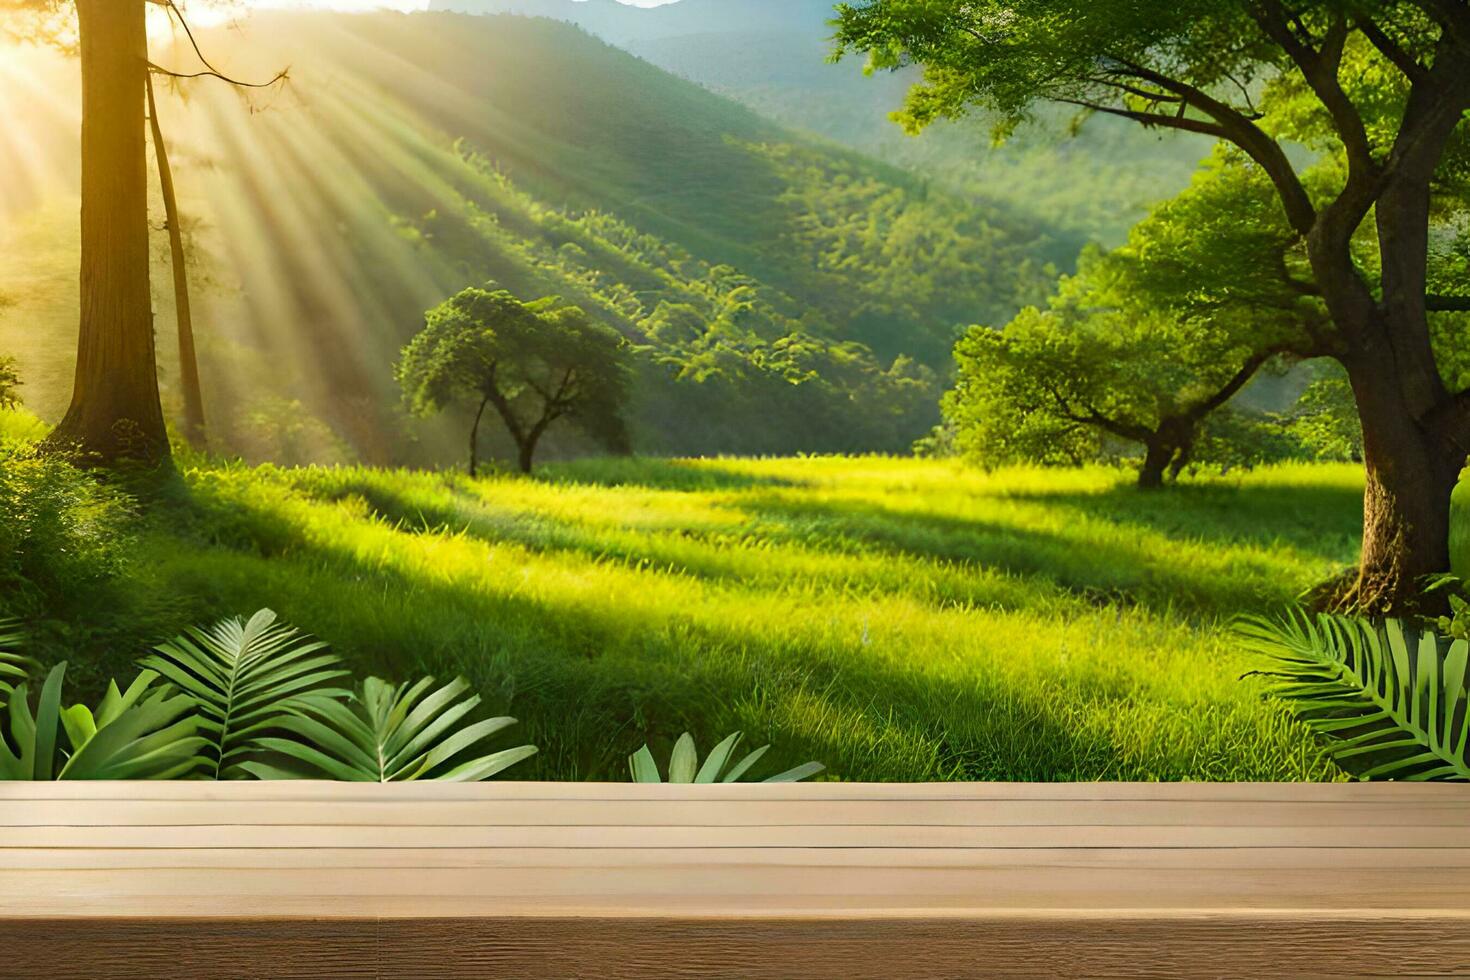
[6,409,1410,782]
[0,12,1057,466]
[433,0,1206,247]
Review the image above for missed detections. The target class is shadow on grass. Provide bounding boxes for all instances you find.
[282,471,1351,620]
[141,525,1136,782]
[739,494,1324,620]
[991,480,1363,560]
[539,457,805,492]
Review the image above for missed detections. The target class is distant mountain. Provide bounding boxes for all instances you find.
[423,0,837,44]
[429,0,1208,246]
[0,12,1057,465]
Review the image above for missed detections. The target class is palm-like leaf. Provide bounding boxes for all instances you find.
[1239,612,1470,781]
[0,663,209,780]
[0,617,31,708]
[628,731,825,783]
[240,675,537,782]
[140,609,350,779]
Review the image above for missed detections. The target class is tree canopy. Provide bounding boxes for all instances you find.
[835,0,1470,611]
[398,287,632,475]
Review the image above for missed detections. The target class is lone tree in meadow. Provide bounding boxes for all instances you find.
[835,0,1470,612]
[949,151,1325,488]
[398,288,633,476]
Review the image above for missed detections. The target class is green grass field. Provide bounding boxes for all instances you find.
[21,444,1403,783]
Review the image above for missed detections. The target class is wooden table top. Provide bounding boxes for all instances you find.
[3,781,1467,977]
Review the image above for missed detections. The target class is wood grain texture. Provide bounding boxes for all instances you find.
[5,916,1469,979]
[2,782,1467,977]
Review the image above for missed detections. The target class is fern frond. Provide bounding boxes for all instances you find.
[1239,612,1470,781]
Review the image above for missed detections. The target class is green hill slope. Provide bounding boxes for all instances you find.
[432,0,1208,247]
[0,12,1059,465]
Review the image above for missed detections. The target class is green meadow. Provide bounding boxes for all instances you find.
[16,403,1425,782]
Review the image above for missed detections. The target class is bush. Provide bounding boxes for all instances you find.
[0,432,133,620]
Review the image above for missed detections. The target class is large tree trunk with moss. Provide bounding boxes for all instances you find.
[49,0,169,464]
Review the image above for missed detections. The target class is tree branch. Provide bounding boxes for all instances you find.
[148,62,289,88]
[1427,294,1470,312]
[1099,56,1319,233]
[1055,98,1228,138]
[1252,1,1377,183]
[1356,15,1430,83]
[1044,382,1154,444]
[1183,348,1279,422]
[151,0,290,90]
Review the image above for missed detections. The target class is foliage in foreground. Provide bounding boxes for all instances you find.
[0,618,27,707]
[245,676,537,782]
[0,611,537,782]
[0,663,208,780]
[140,609,352,780]
[1240,614,1470,781]
[628,731,825,784]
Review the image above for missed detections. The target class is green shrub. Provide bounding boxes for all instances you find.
[0,436,133,620]
[0,357,20,411]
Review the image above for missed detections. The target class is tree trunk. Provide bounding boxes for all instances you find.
[468,397,488,478]
[49,0,168,465]
[1167,441,1194,482]
[1341,367,1461,615]
[1138,441,1172,490]
[146,72,206,449]
[517,440,535,475]
[1303,165,1464,614]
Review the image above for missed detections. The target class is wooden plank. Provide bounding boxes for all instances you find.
[4,855,1469,917]
[0,779,1457,801]
[3,798,1467,827]
[4,822,1466,849]
[4,916,1468,979]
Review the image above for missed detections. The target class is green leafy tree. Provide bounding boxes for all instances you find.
[949,305,1286,488]
[398,288,633,475]
[834,0,1470,612]
[947,154,1318,487]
